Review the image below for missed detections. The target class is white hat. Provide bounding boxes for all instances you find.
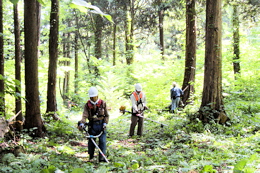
[135,83,142,91]
[88,87,98,97]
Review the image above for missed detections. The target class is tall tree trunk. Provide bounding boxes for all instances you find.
[46,0,59,120]
[14,3,23,129]
[182,0,196,106]
[61,32,70,105]
[74,31,79,94]
[24,0,45,137]
[94,15,102,60]
[158,0,164,60]
[0,0,4,117]
[199,0,228,124]
[65,32,70,97]
[93,15,102,76]
[112,24,117,66]
[232,5,241,79]
[124,1,134,65]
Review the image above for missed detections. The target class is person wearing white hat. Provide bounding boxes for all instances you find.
[129,83,148,137]
[78,86,109,162]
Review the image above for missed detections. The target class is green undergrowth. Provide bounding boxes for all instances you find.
[0,104,259,173]
[1,87,260,173]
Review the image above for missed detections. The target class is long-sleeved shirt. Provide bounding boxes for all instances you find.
[80,99,109,124]
[170,87,184,99]
[130,91,147,113]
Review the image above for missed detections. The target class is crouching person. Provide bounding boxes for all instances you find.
[78,86,109,162]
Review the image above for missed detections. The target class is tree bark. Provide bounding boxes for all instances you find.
[124,0,134,65]
[74,31,79,94]
[0,0,4,117]
[24,0,45,137]
[14,3,23,130]
[158,0,165,60]
[46,0,59,120]
[199,0,228,124]
[93,15,103,76]
[112,24,117,66]
[232,5,241,79]
[182,0,196,106]
[61,32,70,105]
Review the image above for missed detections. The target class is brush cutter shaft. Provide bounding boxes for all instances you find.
[136,114,168,126]
[83,127,109,163]
[89,138,109,163]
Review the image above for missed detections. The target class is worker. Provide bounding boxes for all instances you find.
[78,86,109,162]
[129,83,148,137]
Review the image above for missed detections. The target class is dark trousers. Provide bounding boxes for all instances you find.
[88,121,106,161]
[129,114,144,136]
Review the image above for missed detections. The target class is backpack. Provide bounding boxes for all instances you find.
[171,88,177,99]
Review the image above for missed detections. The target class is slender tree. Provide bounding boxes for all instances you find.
[199,0,228,124]
[0,0,4,117]
[182,0,196,106]
[158,0,165,60]
[14,2,23,129]
[232,4,241,79]
[24,0,45,137]
[46,0,59,120]
[124,0,134,65]
[112,24,117,66]
[74,31,79,94]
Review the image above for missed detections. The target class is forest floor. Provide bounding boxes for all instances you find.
[0,108,259,173]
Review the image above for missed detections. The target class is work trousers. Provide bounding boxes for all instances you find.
[88,120,106,161]
[171,97,181,112]
[129,114,144,136]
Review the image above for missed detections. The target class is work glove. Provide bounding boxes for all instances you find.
[103,123,107,130]
[77,121,85,131]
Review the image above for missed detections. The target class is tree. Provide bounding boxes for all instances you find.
[182,0,196,106]
[46,0,59,120]
[199,0,228,124]
[0,0,4,117]
[14,2,23,130]
[24,0,45,137]
[232,4,240,79]
[123,0,135,65]
[158,0,165,60]
[74,30,79,94]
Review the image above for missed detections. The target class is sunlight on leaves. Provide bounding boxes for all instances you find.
[71,0,113,22]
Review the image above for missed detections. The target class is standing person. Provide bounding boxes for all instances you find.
[78,86,109,162]
[170,82,184,113]
[129,83,148,137]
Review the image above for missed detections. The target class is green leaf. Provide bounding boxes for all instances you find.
[71,168,85,173]
[71,0,113,22]
[114,162,126,168]
[37,0,45,6]
[9,0,19,5]
[40,169,50,173]
[234,159,247,171]
[200,165,217,173]
[69,3,88,13]
[40,165,56,173]
[95,166,108,173]
[131,163,139,170]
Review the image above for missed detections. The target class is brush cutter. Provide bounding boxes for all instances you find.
[119,106,168,127]
[82,125,109,163]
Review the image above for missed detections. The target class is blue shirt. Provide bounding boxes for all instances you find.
[170,87,184,98]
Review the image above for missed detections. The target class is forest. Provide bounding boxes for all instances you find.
[0,0,259,172]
